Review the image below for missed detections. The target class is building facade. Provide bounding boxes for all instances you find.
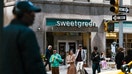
[4,0,132,65]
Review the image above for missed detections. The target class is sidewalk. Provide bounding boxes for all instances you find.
[46,65,117,74]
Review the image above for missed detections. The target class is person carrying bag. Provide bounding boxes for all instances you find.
[66,50,76,74]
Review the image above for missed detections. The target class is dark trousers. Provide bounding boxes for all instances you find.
[92,63,101,74]
[44,60,51,70]
[51,67,59,74]
[116,63,122,69]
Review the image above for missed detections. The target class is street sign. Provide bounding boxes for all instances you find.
[119,7,129,13]
[112,15,126,21]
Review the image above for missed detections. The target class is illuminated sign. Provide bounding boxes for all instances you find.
[46,18,97,28]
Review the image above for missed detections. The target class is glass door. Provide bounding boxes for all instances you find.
[59,42,66,65]
[68,42,76,53]
[58,41,77,65]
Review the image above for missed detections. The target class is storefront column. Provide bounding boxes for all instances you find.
[35,31,44,54]
[86,33,91,66]
[91,32,105,53]
[90,16,106,54]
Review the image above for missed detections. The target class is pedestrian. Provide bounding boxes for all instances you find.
[100,52,105,61]
[100,52,107,69]
[66,49,76,74]
[45,45,53,70]
[75,44,87,74]
[91,46,101,74]
[115,47,124,69]
[50,49,63,74]
[1,1,46,74]
[123,49,132,64]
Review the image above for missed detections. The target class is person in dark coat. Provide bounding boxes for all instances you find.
[1,1,46,74]
[115,47,124,69]
[91,46,101,74]
[45,45,53,70]
[123,49,132,64]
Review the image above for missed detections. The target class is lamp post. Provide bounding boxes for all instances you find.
[119,0,123,47]
[110,0,123,47]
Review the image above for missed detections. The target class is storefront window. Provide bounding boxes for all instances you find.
[106,39,117,58]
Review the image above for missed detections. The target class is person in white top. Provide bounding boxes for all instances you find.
[75,44,86,64]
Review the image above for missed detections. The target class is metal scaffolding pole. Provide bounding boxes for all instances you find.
[119,0,123,47]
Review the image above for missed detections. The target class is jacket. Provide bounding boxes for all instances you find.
[45,48,52,60]
[1,19,46,74]
[75,49,86,62]
[49,53,62,67]
[91,52,100,63]
[115,51,124,65]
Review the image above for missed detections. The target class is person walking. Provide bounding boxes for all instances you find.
[45,45,53,70]
[115,47,124,69]
[66,49,76,74]
[91,46,101,74]
[75,44,87,74]
[1,1,46,74]
[75,44,86,64]
[50,49,62,74]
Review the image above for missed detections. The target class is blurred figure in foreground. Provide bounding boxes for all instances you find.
[66,49,76,74]
[115,47,124,69]
[2,1,46,74]
[50,49,62,74]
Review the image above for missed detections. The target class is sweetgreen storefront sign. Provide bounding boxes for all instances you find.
[46,18,97,28]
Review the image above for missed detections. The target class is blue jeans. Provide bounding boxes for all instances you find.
[92,63,101,74]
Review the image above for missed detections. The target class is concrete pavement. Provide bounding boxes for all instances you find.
[46,65,117,74]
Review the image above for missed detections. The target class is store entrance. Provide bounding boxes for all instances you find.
[58,41,77,65]
[106,39,118,61]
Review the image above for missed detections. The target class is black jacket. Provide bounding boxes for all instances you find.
[45,48,52,60]
[91,52,100,63]
[1,19,46,74]
[115,51,124,65]
[123,50,132,64]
